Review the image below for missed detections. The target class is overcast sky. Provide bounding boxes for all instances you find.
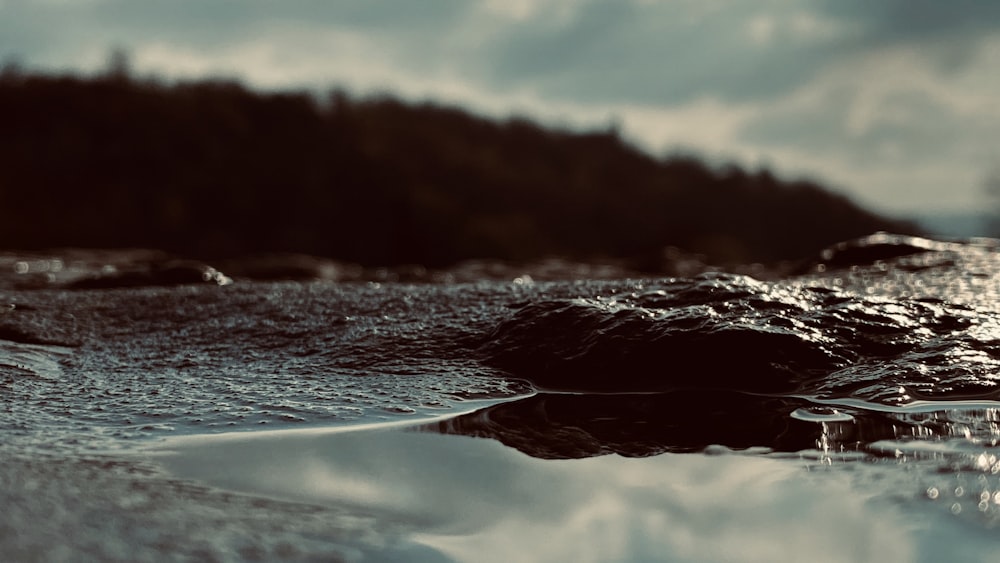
[4,0,999,219]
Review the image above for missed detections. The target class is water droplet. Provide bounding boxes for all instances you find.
[927,487,940,499]
[976,453,991,470]
[951,503,962,515]
[790,407,855,423]
[955,486,965,497]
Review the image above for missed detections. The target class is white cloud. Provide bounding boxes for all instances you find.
[134,29,394,90]
[747,16,778,46]
[726,32,1000,213]
[615,98,757,157]
[746,12,852,47]
[835,43,1000,136]
[787,12,851,41]
[481,0,578,23]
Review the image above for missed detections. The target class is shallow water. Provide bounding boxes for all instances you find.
[2,234,1000,561]
[154,427,917,563]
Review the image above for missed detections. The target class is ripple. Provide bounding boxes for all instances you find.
[790,407,856,423]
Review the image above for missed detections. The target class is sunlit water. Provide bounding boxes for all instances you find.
[1,234,999,561]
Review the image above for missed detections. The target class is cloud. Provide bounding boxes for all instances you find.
[3,0,999,216]
[463,0,857,105]
[2,0,473,72]
[814,0,1000,73]
[736,35,1000,212]
[2,0,851,106]
[818,0,1000,42]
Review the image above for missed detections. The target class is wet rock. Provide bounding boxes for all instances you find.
[479,277,851,393]
[68,260,232,289]
[794,233,954,274]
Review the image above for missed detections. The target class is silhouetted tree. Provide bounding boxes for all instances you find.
[0,68,920,267]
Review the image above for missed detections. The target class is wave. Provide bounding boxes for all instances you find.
[479,233,1000,399]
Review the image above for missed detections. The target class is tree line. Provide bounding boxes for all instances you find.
[0,66,919,269]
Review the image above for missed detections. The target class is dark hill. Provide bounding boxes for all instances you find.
[0,69,918,268]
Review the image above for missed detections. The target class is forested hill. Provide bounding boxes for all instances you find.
[0,69,918,268]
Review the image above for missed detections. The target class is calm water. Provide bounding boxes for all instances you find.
[2,234,1000,561]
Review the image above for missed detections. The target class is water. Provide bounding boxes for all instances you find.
[1,234,999,561]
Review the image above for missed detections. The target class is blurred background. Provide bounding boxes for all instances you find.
[1,0,997,270]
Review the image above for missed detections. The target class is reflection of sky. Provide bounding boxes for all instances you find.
[157,427,922,562]
[4,0,1000,216]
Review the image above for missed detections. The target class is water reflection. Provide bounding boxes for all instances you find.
[151,397,1000,561]
[422,391,910,459]
[154,426,913,563]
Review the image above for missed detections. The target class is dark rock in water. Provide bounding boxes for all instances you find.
[153,261,232,286]
[794,232,954,274]
[68,260,232,289]
[424,391,901,459]
[482,301,836,393]
[479,274,850,393]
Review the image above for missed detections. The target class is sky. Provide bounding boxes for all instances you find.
[4,0,1000,222]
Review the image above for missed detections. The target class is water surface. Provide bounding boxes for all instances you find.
[2,234,1000,561]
